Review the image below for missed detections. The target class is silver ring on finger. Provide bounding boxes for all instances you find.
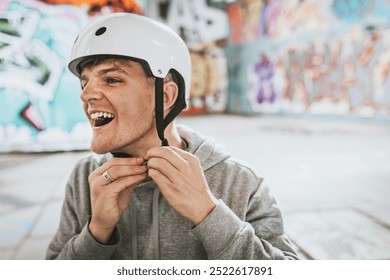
[102,170,115,184]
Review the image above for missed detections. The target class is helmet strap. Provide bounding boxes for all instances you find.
[155,77,186,147]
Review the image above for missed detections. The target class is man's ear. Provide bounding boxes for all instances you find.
[163,80,179,111]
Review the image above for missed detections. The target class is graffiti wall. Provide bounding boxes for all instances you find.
[226,0,390,119]
[0,0,229,152]
[2,0,389,152]
[145,0,230,115]
[0,0,91,152]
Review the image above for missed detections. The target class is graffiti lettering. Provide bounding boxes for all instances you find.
[147,0,229,45]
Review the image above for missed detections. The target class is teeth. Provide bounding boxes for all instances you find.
[90,112,115,120]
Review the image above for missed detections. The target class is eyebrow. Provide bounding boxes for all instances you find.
[98,67,128,75]
[80,66,128,81]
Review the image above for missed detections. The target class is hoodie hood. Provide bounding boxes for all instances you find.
[177,124,231,172]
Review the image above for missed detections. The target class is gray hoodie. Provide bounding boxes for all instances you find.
[46,125,298,260]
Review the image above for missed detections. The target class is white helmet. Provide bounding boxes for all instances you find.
[69,13,192,147]
[69,12,191,106]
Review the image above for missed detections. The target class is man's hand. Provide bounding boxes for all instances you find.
[145,146,218,225]
[88,157,148,244]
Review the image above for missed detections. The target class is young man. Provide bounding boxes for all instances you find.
[46,13,298,260]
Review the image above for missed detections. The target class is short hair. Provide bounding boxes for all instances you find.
[80,57,185,106]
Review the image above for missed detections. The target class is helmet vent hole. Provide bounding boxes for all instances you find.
[95,27,107,36]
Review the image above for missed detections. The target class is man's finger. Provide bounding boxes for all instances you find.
[145,146,187,168]
[107,173,149,194]
[148,167,172,185]
[146,157,178,180]
[94,157,145,175]
[168,146,194,160]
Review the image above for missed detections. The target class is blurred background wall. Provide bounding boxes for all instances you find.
[1,0,390,152]
[1,0,390,261]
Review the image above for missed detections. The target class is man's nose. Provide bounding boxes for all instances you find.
[80,81,102,102]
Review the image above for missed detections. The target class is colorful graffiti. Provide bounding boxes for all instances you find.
[38,0,143,15]
[0,0,147,153]
[2,0,390,152]
[0,0,230,151]
[228,0,283,43]
[146,0,230,114]
[227,0,390,119]
[0,0,93,152]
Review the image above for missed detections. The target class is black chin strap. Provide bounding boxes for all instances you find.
[112,77,185,157]
[111,152,132,158]
[155,77,186,147]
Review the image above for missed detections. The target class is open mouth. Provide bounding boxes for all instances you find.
[90,112,115,127]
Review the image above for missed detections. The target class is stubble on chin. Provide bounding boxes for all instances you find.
[90,143,109,155]
[89,135,113,154]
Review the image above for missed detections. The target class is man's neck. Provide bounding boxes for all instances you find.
[112,124,184,158]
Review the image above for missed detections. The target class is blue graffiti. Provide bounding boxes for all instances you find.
[332,0,390,21]
[0,0,89,150]
[332,0,373,20]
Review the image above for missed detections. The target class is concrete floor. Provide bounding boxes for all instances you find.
[0,114,389,260]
